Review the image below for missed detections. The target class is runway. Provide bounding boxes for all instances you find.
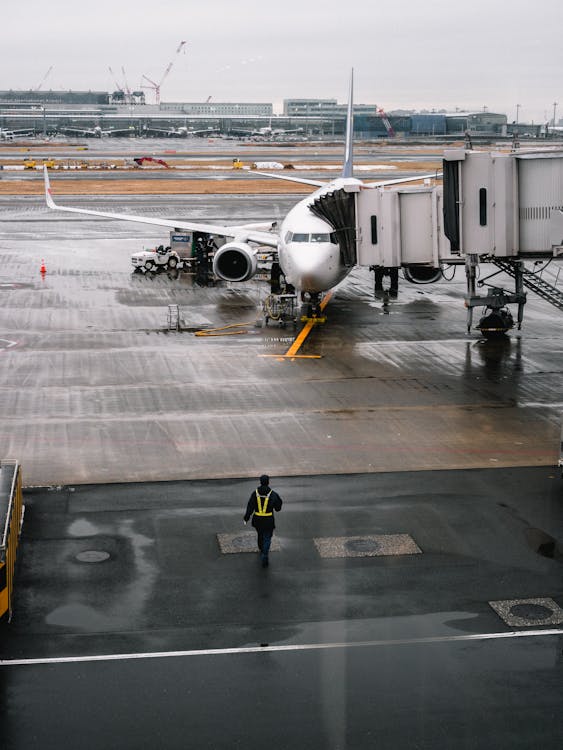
[0,179,562,748]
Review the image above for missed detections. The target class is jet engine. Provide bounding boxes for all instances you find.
[403,266,443,284]
[212,241,258,282]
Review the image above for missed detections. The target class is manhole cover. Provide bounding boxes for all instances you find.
[230,536,256,550]
[345,538,380,553]
[489,597,563,627]
[75,550,110,563]
[314,534,422,558]
[509,603,553,620]
[216,532,281,554]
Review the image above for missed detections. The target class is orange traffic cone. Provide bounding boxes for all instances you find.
[40,259,46,275]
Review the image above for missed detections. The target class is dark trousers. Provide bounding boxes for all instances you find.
[256,529,273,560]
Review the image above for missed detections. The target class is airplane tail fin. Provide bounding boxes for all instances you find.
[342,69,354,178]
[43,166,57,209]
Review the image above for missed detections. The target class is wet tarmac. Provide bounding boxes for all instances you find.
[1,468,563,749]
[0,182,562,748]
[0,194,561,486]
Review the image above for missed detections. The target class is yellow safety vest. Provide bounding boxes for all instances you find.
[255,490,273,516]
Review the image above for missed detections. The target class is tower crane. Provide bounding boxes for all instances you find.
[35,66,53,92]
[142,40,186,105]
[108,66,126,103]
[121,66,132,99]
[376,106,395,137]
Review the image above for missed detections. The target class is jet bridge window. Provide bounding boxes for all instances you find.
[479,188,487,226]
[370,216,378,244]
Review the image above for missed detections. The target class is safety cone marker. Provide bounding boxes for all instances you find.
[40,259,46,275]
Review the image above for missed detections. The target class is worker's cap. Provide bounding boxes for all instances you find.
[259,474,270,486]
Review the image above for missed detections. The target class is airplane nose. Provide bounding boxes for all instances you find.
[290,244,337,292]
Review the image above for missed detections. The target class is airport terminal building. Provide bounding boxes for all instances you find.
[0,89,511,139]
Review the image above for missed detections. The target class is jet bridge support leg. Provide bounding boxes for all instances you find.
[514,261,525,330]
[465,254,479,333]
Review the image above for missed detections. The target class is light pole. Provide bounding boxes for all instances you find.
[553,101,558,127]
[516,103,521,124]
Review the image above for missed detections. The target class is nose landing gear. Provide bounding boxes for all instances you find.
[300,292,326,323]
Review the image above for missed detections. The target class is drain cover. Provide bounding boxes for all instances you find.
[489,597,563,627]
[314,534,422,558]
[345,538,381,553]
[75,550,110,563]
[510,603,553,620]
[217,532,281,554]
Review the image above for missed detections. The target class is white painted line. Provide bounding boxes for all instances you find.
[2,628,563,667]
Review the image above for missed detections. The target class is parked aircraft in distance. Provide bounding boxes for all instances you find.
[0,127,35,141]
[58,125,136,138]
[143,125,219,138]
[44,72,438,316]
[230,120,304,140]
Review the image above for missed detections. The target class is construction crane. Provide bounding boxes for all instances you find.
[108,66,126,104]
[142,40,186,105]
[121,67,132,99]
[35,66,53,92]
[376,106,395,137]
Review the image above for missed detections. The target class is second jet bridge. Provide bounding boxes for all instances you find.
[354,182,454,270]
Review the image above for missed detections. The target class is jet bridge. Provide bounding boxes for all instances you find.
[349,150,563,333]
[355,183,456,271]
[442,148,563,259]
[441,148,563,332]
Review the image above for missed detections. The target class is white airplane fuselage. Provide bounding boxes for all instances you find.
[277,176,362,294]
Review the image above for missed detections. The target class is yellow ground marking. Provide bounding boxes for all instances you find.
[260,292,333,360]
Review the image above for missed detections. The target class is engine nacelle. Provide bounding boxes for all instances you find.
[212,241,258,282]
[403,266,443,284]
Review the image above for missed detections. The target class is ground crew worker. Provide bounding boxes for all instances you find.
[244,475,282,568]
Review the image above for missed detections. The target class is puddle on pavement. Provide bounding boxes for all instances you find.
[525,527,562,560]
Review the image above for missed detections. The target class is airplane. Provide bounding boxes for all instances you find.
[0,127,35,141]
[58,125,136,138]
[43,71,439,317]
[230,120,304,140]
[142,125,219,138]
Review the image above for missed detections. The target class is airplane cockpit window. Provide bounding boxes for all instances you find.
[310,233,331,243]
[291,233,310,242]
[285,231,293,243]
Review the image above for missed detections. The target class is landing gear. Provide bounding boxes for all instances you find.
[300,292,324,321]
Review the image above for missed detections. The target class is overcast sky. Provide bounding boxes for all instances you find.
[2,0,562,122]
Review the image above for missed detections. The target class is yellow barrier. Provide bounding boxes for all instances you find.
[0,461,23,621]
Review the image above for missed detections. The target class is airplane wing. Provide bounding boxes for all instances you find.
[248,170,327,188]
[60,127,94,136]
[43,167,278,247]
[364,172,442,188]
[105,127,135,135]
[243,168,442,191]
[144,127,174,135]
